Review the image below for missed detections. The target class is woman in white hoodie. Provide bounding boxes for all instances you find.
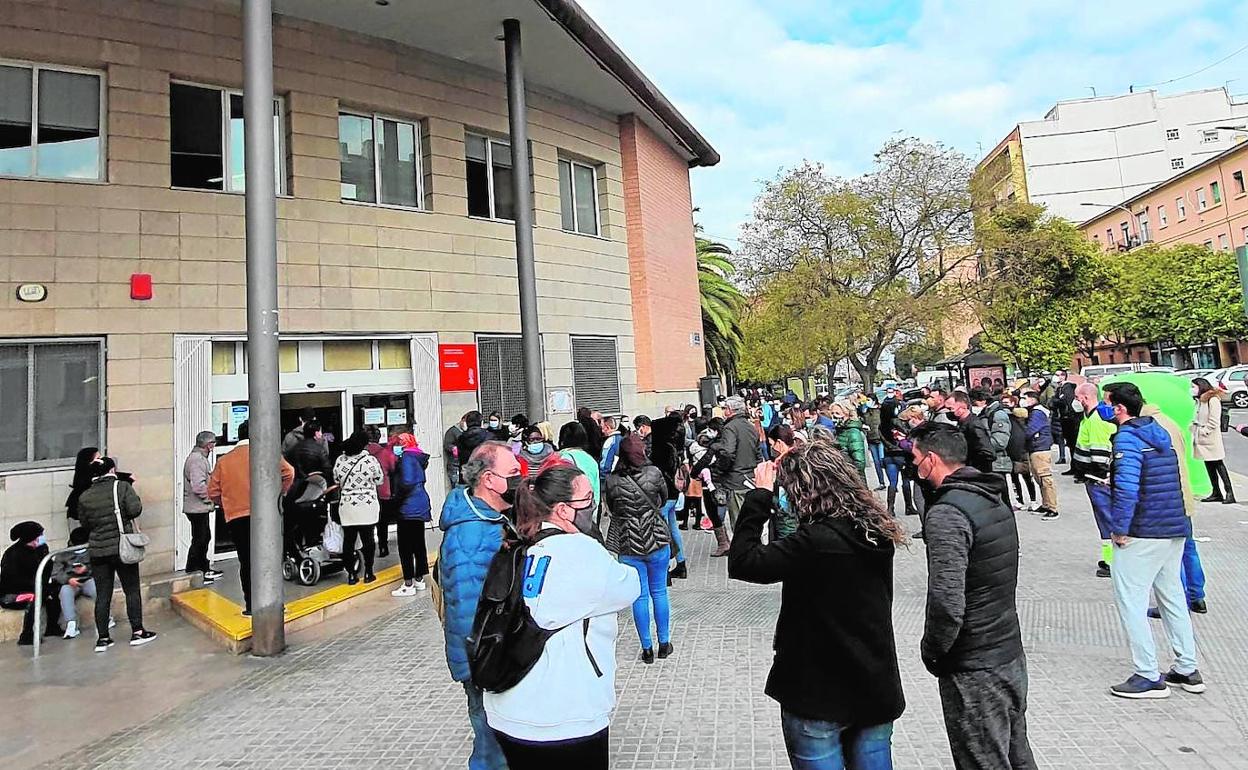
[483,463,640,769]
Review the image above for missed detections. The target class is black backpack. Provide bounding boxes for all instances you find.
[467,525,572,693]
[1006,414,1028,462]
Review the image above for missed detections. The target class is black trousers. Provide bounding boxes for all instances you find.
[184,511,212,573]
[3,593,60,641]
[376,498,398,553]
[396,518,429,581]
[493,728,608,770]
[702,493,723,528]
[1205,460,1234,498]
[91,556,143,639]
[938,655,1037,770]
[226,517,252,612]
[342,525,376,576]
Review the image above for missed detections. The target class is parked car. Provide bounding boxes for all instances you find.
[1174,368,1216,381]
[1080,363,1175,381]
[1212,366,1248,408]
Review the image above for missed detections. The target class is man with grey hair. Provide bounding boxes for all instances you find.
[438,441,521,770]
[183,430,223,583]
[710,394,763,535]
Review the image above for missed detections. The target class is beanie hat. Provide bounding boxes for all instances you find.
[618,434,648,469]
[9,520,44,543]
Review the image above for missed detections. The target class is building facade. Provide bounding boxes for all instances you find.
[1076,140,1248,369]
[0,0,717,574]
[979,87,1248,222]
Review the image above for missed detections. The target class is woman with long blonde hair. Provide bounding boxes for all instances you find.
[728,438,906,769]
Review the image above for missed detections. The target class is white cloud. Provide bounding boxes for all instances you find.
[578,0,1248,244]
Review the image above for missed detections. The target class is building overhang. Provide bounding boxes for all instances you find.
[271,0,720,168]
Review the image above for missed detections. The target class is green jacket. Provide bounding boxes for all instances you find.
[836,419,867,471]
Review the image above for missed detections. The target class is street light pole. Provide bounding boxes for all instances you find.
[503,19,545,423]
[242,0,284,656]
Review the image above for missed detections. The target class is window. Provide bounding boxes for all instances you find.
[465,133,515,220]
[1121,223,1130,244]
[322,340,374,371]
[1165,128,1180,141]
[1203,239,1214,248]
[1211,181,1221,205]
[1197,187,1208,210]
[477,335,529,418]
[1136,211,1151,242]
[0,63,103,181]
[1171,157,1185,170]
[1158,204,1168,227]
[338,112,423,208]
[1202,129,1219,144]
[1176,196,1186,219]
[0,341,103,469]
[571,337,621,412]
[558,158,600,236]
[1219,234,1230,251]
[170,83,284,193]
[1242,225,1248,245]
[1106,228,1115,244]
[377,340,411,370]
[1234,171,1246,196]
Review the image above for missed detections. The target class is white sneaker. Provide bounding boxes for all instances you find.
[63,620,80,639]
[391,584,418,597]
[413,579,427,591]
[108,616,116,629]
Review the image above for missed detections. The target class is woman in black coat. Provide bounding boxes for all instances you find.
[728,440,907,769]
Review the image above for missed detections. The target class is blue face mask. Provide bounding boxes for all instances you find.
[393,445,404,457]
[804,418,815,428]
[34,534,47,547]
[526,442,545,454]
[1096,403,1116,422]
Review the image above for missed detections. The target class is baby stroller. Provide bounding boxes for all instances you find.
[281,473,362,586]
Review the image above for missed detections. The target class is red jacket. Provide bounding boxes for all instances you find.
[367,442,397,500]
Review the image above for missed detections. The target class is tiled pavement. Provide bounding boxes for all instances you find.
[35,470,1248,768]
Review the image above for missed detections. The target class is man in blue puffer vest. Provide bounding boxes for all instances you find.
[1105,383,1204,700]
[439,441,522,769]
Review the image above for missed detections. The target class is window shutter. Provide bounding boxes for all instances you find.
[477,336,529,418]
[173,336,213,565]
[572,337,620,413]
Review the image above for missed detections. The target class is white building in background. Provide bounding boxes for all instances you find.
[980,86,1248,223]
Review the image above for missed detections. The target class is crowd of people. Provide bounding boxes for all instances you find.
[1,370,1223,769]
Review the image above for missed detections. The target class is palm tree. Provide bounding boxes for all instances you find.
[697,235,745,387]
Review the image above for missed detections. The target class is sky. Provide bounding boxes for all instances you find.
[578,0,1248,247]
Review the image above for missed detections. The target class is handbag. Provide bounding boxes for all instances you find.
[113,480,150,564]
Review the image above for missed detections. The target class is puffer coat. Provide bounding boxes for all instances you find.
[438,489,507,682]
[603,465,669,557]
[1109,416,1190,539]
[77,475,143,560]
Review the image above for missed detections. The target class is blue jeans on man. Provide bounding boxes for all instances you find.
[619,545,671,649]
[1181,533,1205,603]
[867,441,886,487]
[780,710,894,770]
[463,682,507,769]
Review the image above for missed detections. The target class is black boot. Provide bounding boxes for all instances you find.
[1218,464,1235,504]
[886,488,897,515]
[902,483,918,516]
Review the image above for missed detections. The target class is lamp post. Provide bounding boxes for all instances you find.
[1080,201,1141,244]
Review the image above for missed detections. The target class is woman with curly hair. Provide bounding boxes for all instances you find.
[728,438,907,770]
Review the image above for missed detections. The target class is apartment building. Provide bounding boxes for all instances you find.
[0,0,718,575]
[978,87,1248,222]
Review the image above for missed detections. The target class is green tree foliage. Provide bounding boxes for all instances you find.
[697,235,746,386]
[739,138,975,387]
[964,202,1106,373]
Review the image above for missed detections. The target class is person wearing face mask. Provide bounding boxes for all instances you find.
[391,433,431,596]
[603,434,674,664]
[910,423,1035,769]
[484,411,507,441]
[1020,391,1060,520]
[454,412,493,486]
[975,389,1016,505]
[439,441,524,770]
[1190,378,1233,504]
[485,465,640,769]
[1,521,61,646]
[947,391,996,476]
[690,422,729,548]
[830,402,868,483]
[557,421,602,512]
[519,425,554,478]
[443,414,468,489]
[1072,383,1117,578]
[506,414,530,452]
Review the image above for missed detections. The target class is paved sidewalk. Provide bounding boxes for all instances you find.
[14,469,1248,769]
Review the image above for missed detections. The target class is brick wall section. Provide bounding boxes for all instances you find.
[618,115,706,395]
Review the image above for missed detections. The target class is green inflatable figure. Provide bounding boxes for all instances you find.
[1099,371,1211,498]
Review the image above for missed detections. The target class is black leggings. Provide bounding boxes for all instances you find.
[92,556,143,639]
[1007,472,1035,503]
[702,493,724,528]
[396,519,429,582]
[494,728,608,770]
[1206,460,1234,498]
[341,525,376,576]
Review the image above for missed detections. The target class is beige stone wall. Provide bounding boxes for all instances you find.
[0,0,655,572]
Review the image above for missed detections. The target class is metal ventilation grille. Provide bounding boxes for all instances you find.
[477,335,528,418]
[572,336,621,413]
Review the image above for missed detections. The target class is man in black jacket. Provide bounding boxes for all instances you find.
[910,423,1036,770]
[453,411,493,485]
[947,391,996,474]
[709,395,763,534]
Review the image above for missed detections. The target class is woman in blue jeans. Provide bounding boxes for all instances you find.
[603,434,673,664]
[727,440,907,770]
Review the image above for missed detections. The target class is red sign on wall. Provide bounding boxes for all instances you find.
[439,344,479,392]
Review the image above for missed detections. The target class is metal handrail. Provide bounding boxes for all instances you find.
[32,545,88,659]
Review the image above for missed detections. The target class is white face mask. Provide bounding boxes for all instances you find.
[971,405,983,415]
[1190,385,1200,398]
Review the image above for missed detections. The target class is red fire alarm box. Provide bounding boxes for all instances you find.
[130,273,153,301]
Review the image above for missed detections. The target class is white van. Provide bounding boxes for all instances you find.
[1080,363,1174,380]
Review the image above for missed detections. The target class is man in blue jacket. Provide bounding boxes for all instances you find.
[439,441,521,769]
[1106,383,1204,699]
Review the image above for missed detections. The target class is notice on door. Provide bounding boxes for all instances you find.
[439,344,478,392]
[362,407,385,425]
